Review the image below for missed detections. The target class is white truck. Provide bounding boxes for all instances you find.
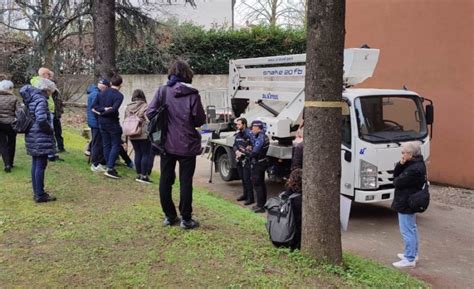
[205,48,434,203]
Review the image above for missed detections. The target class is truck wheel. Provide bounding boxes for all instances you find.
[218,152,238,181]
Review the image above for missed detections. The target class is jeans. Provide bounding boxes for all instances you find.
[237,161,254,202]
[0,123,16,167]
[251,160,268,208]
[131,139,152,175]
[159,153,196,221]
[398,213,418,262]
[31,155,48,199]
[91,128,105,166]
[100,124,122,169]
[53,116,64,151]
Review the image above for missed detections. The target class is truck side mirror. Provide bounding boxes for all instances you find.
[342,149,352,162]
[425,104,434,125]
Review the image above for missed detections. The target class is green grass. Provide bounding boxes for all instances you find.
[0,127,427,288]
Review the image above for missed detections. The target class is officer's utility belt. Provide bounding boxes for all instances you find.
[252,157,268,163]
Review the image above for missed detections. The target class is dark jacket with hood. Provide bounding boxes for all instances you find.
[20,85,55,156]
[0,90,20,125]
[124,100,148,140]
[146,80,206,157]
[87,85,100,128]
[391,155,426,214]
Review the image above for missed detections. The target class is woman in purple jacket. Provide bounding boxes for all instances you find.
[147,60,206,230]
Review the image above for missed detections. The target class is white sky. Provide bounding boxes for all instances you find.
[147,0,236,28]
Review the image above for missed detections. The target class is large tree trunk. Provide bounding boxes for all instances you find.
[92,0,116,78]
[301,0,345,265]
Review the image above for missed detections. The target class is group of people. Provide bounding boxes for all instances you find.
[2,59,428,264]
[86,60,205,229]
[232,118,270,213]
[0,69,66,202]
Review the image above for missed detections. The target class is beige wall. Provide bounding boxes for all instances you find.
[346,0,474,188]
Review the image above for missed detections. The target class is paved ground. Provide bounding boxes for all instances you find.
[171,156,474,289]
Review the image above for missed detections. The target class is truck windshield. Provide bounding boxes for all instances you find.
[355,95,427,143]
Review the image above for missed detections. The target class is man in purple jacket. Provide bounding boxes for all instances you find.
[147,61,206,230]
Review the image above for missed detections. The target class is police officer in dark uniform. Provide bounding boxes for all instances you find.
[233,118,254,205]
[249,120,270,213]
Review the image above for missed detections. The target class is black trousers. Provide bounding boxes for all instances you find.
[0,123,16,167]
[159,153,196,221]
[237,161,254,202]
[251,161,268,208]
[53,116,64,151]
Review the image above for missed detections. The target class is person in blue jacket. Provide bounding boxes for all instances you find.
[249,120,270,213]
[87,78,110,172]
[92,74,124,179]
[20,79,57,203]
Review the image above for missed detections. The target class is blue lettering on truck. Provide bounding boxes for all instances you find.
[262,93,279,100]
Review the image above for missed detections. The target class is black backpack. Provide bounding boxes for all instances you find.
[408,181,430,213]
[147,86,168,154]
[264,192,301,247]
[12,104,34,133]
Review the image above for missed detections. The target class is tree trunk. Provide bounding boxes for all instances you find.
[301,0,345,265]
[270,0,278,26]
[92,0,116,78]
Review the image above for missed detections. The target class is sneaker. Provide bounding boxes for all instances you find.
[236,195,246,201]
[136,175,152,184]
[84,150,91,156]
[104,169,120,179]
[392,259,416,268]
[91,164,106,172]
[397,253,419,262]
[4,165,11,173]
[244,200,255,206]
[35,194,57,203]
[180,218,200,230]
[163,216,180,227]
[58,148,66,153]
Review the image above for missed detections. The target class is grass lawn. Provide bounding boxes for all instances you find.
[0,127,427,288]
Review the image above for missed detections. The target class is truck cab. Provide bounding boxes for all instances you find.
[341,89,432,202]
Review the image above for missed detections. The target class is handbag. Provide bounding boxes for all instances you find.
[408,181,430,213]
[123,114,142,137]
[147,86,168,153]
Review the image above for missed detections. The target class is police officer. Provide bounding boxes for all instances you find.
[233,118,254,205]
[249,120,270,213]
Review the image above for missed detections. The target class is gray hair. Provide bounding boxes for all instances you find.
[0,80,14,91]
[402,141,422,157]
[35,78,57,93]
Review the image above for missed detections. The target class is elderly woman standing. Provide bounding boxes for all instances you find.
[0,80,20,173]
[391,141,426,268]
[20,79,57,203]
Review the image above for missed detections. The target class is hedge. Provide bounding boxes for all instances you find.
[117,24,307,74]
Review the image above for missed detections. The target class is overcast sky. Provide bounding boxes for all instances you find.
[150,0,236,28]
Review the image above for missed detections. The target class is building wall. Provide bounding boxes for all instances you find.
[345,0,474,188]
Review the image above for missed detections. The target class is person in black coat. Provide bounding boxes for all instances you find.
[20,79,58,203]
[282,168,303,250]
[391,141,426,268]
